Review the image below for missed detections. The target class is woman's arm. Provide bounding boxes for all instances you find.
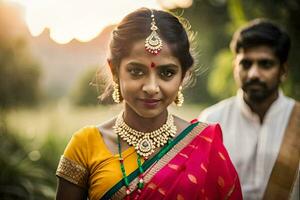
[56,177,88,200]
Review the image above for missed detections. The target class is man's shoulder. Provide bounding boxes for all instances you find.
[202,96,237,114]
[198,96,237,122]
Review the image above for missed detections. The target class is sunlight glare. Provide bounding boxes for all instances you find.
[7,0,193,44]
[10,0,162,44]
[157,0,193,9]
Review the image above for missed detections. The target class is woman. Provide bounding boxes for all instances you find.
[56,8,242,200]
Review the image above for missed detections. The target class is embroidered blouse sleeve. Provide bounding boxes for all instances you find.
[56,127,90,188]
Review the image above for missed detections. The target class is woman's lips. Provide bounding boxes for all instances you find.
[140,99,161,108]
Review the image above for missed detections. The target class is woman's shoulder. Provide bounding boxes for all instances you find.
[193,120,223,142]
[64,126,101,153]
[71,125,100,140]
[96,117,117,139]
[173,115,190,133]
[71,116,116,139]
[97,117,116,132]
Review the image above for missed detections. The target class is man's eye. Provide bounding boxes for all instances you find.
[129,68,144,76]
[240,60,252,70]
[258,59,276,69]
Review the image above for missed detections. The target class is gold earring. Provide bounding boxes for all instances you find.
[112,82,121,103]
[174,86,184,107]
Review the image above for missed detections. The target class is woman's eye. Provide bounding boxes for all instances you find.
[129,68,144,76]
[160,69,176,78]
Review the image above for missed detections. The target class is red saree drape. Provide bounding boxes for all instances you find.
[130,123,242,200]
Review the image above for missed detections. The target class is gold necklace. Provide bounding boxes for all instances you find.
[113,112,177,159]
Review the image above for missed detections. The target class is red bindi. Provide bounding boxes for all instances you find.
[150,62,156,68]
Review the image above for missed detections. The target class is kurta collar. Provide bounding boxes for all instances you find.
[236,89,285,124]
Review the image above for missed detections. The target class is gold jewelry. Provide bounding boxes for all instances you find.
[145,10,163,55]
[174,86,184,107]
[112,82,121,103]
[113,112,177,159]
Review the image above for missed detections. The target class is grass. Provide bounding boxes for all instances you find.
[6,101,205,143]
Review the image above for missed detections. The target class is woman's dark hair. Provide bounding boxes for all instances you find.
[99,8,196,102]
[230,19,291,65]
[109,7,194,77]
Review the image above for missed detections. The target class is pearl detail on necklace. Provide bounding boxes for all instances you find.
[114,112,177,159]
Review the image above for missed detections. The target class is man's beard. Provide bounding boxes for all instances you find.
[242,79,279,103]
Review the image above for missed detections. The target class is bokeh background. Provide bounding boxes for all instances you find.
[1,0,299,199]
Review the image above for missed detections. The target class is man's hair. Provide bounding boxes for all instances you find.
[230,19,291,64]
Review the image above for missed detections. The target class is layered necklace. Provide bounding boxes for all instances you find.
[114,112,177,197]
[114,112,177,159]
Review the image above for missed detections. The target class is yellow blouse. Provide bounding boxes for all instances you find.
[56,126,143,200]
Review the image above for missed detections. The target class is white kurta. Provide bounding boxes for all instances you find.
[198,90,299,200]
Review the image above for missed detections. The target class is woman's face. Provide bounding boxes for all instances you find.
[118,39,183,118]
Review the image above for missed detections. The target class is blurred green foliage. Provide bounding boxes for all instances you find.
[70,67,99,106]
[0,119,61,199]
[0,38,41,109]
[0,3,51,198]
[71,66,113,106]
[0,2,42,109]
[208,50,237,100]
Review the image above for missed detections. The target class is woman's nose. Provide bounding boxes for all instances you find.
[142,74,159,95]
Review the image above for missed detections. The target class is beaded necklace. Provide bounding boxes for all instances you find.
[114,112,177,159]
[117,135,144,198]
[115,112,176,198]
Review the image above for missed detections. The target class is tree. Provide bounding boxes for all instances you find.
[176,0,233,103]
[0,3,41,109]
[70,66,108,106]
[208,50,237,100]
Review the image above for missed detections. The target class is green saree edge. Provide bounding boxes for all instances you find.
[101,121,200,200]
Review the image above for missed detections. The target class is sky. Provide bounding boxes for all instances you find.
[7,0,193,44]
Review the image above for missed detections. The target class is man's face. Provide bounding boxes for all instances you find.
[234,46,286,103]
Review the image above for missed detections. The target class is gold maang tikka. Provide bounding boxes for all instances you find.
[145,10,163,55]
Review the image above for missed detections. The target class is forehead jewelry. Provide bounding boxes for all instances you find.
[145,10,163,55]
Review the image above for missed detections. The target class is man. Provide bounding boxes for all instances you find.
[199,19,299,200]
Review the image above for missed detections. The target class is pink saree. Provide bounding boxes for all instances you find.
[105,122,242,200]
